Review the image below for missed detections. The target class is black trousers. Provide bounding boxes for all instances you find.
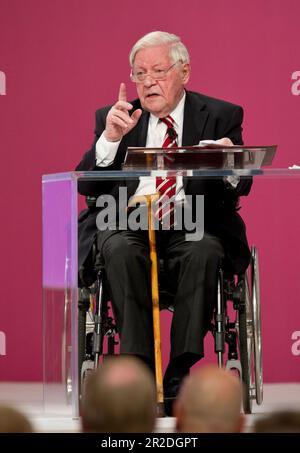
[98,229,224,369]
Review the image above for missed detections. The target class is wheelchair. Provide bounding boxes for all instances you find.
[78,230,263,415]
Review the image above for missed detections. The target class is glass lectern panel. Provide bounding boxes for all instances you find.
[42,163,300,418]
[42,174,78,417]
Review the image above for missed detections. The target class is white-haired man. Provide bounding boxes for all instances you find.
[76,31,252,415]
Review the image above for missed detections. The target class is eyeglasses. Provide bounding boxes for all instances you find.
[130,61,181,83]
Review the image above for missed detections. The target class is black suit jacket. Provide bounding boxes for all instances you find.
[76,91,252,273]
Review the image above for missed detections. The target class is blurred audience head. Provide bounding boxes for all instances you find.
[174,364,243,433]
[81,355,157,433]
[0,405,34,433]
[253,410,300,433]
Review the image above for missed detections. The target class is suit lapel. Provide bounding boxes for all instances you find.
[126,109,149,147]
[182,91,209,146]
[182,92,209,191]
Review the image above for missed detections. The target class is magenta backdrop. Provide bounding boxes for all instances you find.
[0,0,300,381]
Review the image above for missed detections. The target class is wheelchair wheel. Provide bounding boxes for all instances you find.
[238,246,263,414]
[250,246,263,405]
[237,278,253,414]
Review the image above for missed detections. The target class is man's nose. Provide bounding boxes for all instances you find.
[143,74,157,87]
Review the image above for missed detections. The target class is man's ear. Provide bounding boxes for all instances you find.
[181,63,191,85]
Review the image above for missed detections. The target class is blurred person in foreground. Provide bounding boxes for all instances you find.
[253,410,300,433]
[174,364,243,432]
[0,405,34,433]
[81,356,157,433]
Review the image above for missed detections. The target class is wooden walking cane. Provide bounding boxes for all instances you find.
[128,193,164,416]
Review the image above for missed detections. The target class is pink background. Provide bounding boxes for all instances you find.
[0,0,300,381]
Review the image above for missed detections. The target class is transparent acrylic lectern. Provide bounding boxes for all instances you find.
[43,144,300,418]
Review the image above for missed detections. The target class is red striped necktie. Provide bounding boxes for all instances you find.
[155,115,178,227]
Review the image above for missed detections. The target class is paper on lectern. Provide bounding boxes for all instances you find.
[288,164,300,169]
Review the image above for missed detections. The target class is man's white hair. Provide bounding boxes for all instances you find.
[129,31,190,66]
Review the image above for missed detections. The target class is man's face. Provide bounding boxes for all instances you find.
[133,45,190,118]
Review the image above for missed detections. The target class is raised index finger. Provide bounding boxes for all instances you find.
[118,82,127,102]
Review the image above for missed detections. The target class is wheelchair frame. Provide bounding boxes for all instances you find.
[214,246,263,413]
[78,246,263,415]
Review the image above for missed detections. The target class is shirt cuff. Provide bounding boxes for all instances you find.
[224,175,240,189]
[95,132,121,167]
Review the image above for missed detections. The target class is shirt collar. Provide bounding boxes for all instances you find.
[149,90,186,129]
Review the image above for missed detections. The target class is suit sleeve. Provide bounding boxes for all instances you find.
[223,105,244,146]
[75,107,123,171]
[75,108,124,195]
[223,106,252,197]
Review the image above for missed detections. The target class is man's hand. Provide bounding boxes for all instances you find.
[104,83,142,142]
[199,138,234,148]
[215,137,233,146]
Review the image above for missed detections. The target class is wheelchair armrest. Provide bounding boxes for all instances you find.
[86,196,97,209]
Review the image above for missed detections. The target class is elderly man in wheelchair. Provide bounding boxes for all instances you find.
[76,31,263,416]
[77,190,262,416]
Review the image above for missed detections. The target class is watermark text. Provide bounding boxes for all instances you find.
[291,330,300,356]
[0,71,6,95]
[291,71,300,96]
[95,188,204,241]
[0,331,6,356]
